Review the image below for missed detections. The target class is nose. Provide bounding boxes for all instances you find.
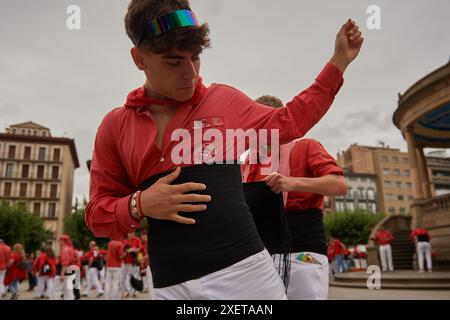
[183,59,197,80]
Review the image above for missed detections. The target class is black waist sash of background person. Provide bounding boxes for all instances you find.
[242,182,292,288]
[139,164,264,288]
[418,234,430,242]
[285,208,328,256]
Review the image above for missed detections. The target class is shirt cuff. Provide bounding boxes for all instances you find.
[316,63,344,96]
[117,195,142,232]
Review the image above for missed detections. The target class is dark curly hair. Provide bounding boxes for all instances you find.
[125,0,211,54]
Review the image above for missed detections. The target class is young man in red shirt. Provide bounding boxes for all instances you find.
[410,228,432,272]
[373,227,395,272]
[242,95,348,299]
[121,231,142,298]
[86,0,363,299]
[0,239,11,298]
[105,239,126,300]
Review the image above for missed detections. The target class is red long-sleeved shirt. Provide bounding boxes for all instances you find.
[86,63,343,239]
[374,230,394,245]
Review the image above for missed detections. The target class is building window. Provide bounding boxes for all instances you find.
[404,170,410,177]
[33,203,41,215]
[393,169,400,176]
[347,201,355,211]
[35,184,42,198]
[3,182,12,196]
[396,181,402,189]
[358,188,365,199]
[5,163,14,178]
[21,164,29,178]
[347,187,353,199]
[24,146,31,160]
[38,147,46,161]
[392,156,399,164]
[359,202,367,210]
[19,183,27,197]
[398,194,404,201]
[21,129,25,135]
[407,182,412,190]
[367,189,375,200]
[37,165,45,179]
[381,156,388,163]
[383,168,389,175]
[408,195,414,201]
[403,158,409,164]
[33,130,37,136]
[387,193,394,201]
[50,184,58,198]
[51,166,59,179]
[49,203,56,218]
[384,180,392,188]
[53,148,61,161]
[27,129,31,135]
[8,145,16,159]
[400,207,406,214]
[360,177,367,182]
[388,207,396,214]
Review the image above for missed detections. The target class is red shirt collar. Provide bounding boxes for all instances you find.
[124,77,206,108]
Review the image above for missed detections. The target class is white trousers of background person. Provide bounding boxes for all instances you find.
[0,270,5,296]
[417,241,432,271]
[84,267,103,295]
[154,250,287,300]
[105,267,123,300]
[143,265,154,300]
[35,275,53,299]
[121,263,135,295]
[274,252,329,300]
[379,244,394,272]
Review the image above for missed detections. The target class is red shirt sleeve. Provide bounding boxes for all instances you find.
[234,63,343,144]
[304,140,344,177]
[86,110,142,239]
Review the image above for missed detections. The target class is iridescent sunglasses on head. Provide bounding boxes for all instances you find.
[136,9,199,46]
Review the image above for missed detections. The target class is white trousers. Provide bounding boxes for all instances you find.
[0,270,5,296]
[379,244,394,272]
[105,267,123,300]
[84,267,103,295]
[121,264,136,294]
[154,250,287,300]
[35,275,54,298]
[274,252,329,300]
[142,266,154,300]
[417,242,432,271]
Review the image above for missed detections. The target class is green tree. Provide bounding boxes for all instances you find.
[64,203,109,250]
[0,201,51,252]
[324,210,384,245]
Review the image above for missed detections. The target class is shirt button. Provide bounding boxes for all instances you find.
[160,157,165,162]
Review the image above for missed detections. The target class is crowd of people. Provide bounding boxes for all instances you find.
[0,231,152,300]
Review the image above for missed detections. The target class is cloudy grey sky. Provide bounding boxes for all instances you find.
[1,0,449,202]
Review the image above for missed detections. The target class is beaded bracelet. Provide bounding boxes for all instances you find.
[130,191,144,221]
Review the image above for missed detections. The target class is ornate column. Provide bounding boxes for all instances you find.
[416,146,432,198]
[405,128,423,199]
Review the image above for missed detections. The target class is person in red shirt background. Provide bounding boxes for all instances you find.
[58,234,76,300]
[82,241,104,298]
[32,243,56,299]
[410,228,432,272]
[4,243,27,300]
[105,239,126,300]
[242,95,348,299]
[372,226,395,272]
[122,231,142,298]
[0,239,11,298]
[329,237,348,275]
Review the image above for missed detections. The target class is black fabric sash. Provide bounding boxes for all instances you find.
[286,208,327,256]
[243,183,292,288]
[139,164,264,288]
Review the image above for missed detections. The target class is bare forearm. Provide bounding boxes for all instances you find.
[292,174,348,196]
